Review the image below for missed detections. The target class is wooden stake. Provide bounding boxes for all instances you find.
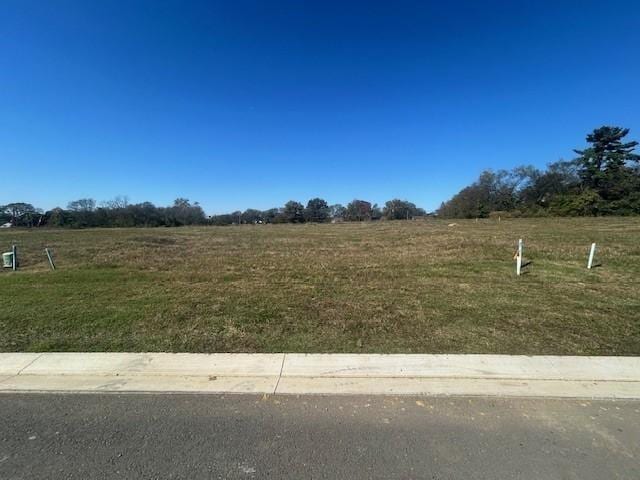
[45,248,56,270]
[587,243,596,269]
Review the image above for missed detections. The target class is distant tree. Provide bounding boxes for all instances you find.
[172,198,191,208]
[166,198,206,226]
[329,204,346,219]
[383,199,420,220]
[67,198,96,212]
[574,126,640,200]
[549,189,603,216]
[102,195,129,209]
[44,208,69,227]
[241,209,263,224]
[65,198,97,227]
[0,202,41,227]
[518,160,579,209]
[186,201,206,225]
[371,203,383,220]
[438,127,640,217]
[262,208,281,223]
[438,169,530,218]
[304,198,330,222]
[283,201,305,223]
[344,200,372,221]
[210,213,235,226]
[129,202,163,227]
[229,211,242,224]
[437,184,488,218]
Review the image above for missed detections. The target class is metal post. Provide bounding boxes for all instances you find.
[45,248,56,270]
[587,243,596,269]
[12,245,16,271]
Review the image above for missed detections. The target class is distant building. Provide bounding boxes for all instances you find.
[0,222,13,228]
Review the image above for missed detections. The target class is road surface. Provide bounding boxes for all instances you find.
[1,394,638,479]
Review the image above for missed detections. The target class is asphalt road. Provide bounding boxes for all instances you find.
[0,394,638,479]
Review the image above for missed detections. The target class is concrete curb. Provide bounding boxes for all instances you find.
[1,353,639,398]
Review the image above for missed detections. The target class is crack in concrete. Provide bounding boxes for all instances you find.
[273,354,286,394]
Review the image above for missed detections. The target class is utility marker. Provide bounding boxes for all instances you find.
[587,243,597,269]
[516,239,523,276]
[12,245,17,271]
[45,248,56,270]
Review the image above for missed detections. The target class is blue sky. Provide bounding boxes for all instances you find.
[2,0,639,214]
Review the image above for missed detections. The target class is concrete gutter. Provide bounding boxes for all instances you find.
[1,353,639,398]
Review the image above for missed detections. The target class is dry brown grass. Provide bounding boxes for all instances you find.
[1,217,639,354]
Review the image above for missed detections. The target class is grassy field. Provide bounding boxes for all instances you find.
[1,218,639,354]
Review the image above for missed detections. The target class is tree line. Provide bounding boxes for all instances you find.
[0,197,207,228]
[437,126,640,218]
[0,197,426,228]
[210,198,426,225]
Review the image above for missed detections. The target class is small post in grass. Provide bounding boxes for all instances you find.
[12,244,17,271]
[516,239,523,276]
[587,243,596,269]
[45,248,56,270]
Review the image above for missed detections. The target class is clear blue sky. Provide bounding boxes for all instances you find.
[2,0,639,214]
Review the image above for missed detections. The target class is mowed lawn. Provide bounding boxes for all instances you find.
[1,218,639,354]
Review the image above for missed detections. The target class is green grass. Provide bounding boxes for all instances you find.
[1,218,639,354]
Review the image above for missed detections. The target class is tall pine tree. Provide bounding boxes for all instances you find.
[574,126,640,199]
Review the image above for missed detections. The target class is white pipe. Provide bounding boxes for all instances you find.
[587,243,596,269]
[516,239,523,276]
